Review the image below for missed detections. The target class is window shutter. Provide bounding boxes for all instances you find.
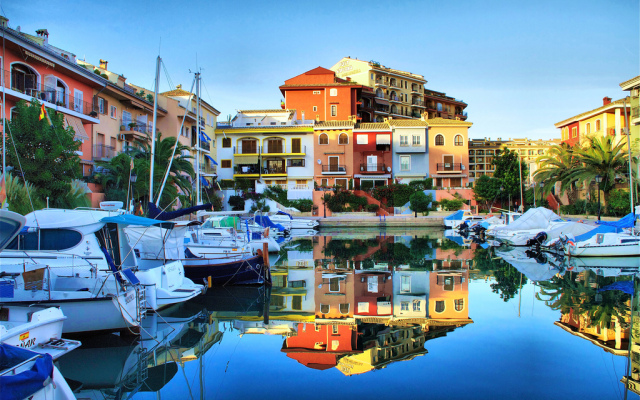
[104,99,109,114]
[92,95,99,112]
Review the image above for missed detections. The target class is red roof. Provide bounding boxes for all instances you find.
[286,352,338,370]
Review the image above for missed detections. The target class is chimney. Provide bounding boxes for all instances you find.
[603,97,612,106]
[346,77,351,82]
[0,16,7,29]
[35,28,49,45]
[301,111,305,121]
[99,59,108,70]
[176,84,182,90]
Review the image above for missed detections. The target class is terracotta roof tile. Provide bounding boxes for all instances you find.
[314,120,355,129]
[387,119,428,127]
[354,122,390,130]
[161,88,193,97]
[426,117,473,127]
[238,109,293,114]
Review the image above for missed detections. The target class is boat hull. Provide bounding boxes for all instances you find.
[182,254,269,285]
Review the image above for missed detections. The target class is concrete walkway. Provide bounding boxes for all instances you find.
[316,214,444,228]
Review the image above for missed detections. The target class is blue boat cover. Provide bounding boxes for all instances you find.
[276,210,293,220]
[0,344,53,400]
[573,225,618,243]
[101,213,173,228]
[444,210,465,221]
[254,215,286,232]
[596,213,636,229]
[598,280,634,295]
[147,202,213,221]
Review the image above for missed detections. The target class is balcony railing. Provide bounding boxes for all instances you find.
[411,99,424,107]
[437,163,464,171]
[632,106,640,118]
[233,145,260,154]
[389,95,402,102]
[93,144,117,160]
[375,93,389,100]
[321,164,347,173]
[375,80,387,86]
[360,163,387,173]
[200,164,217,175]
[121,119,150,134]
[375,107,389,113]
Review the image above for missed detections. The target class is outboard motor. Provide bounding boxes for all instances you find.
[525,248,547,264]
[457,221,469,233]
[526,231,548,248]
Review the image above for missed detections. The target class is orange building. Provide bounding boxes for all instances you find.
[426,117,473,189]
[313,120,355,189]
[280,67,374,122]
[428,252,471,323]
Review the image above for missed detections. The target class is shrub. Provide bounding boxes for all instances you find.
[291,199,314,212]
[360,180,374,190]
[372,184,416,207]
[323,189,369,212]
[249,199,270,213]
[228,195,245,211]
[606,189,631,216]
[366,203,380,212]
[439,198,464,211]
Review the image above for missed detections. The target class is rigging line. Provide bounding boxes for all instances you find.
[161,59,174,92]
[201,78,214,105]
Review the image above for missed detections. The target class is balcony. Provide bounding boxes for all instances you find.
[321,164,347,174]
[234,164,261,177]
[120,120,150,141]
[375,108,389,114]
[436,163,464,172]
[233,145,260,155]
[411,86,421,94]
[199,163,217,175]
[359,163,387,173]
[389,95,402,103]
[375,80,387,87]
[263,143,306,156]
[93,144,117,161]
[411,99,425,108]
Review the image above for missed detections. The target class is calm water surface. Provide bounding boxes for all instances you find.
[58,228,640,400]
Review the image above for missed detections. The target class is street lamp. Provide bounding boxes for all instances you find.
[539,181,544,208]
[595,175,603,221]
[531,182,536,208]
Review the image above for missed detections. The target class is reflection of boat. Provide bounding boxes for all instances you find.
[444,210,484,229]
[268,211,319,230]
[495,248,560,282]
[564,256,640,276]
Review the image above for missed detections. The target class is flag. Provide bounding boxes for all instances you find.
[280,100,285,109]
[130,157,134,169]
[0,174,6,209]
[39,104,46,121]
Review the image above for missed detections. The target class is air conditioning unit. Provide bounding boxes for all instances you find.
[117,134,126,141]
[461,165,466,170]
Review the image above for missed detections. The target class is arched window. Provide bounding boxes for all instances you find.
[10,62,40,94]
[454,299,464,312]
[586,123,591,134]
[338,133,348,145]
[454,135,464,146]
[435,134,444,146]
[595,120,601,131]
[319,133,329,145]
[435,301,445,313]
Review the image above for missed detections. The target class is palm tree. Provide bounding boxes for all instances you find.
[566,135,629,204]
[534,143,580,204]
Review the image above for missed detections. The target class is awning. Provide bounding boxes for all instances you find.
[205,155,218,165]
[200,176,210,187]
[435,174,467,178]
[234,155,259,164]
[100,215,173,228]
[376,134,391,145]
[199,133,209,143]
[354,174,390,179]
[374,97,389,105]
[200,131,211,141]
[64,115,90,140]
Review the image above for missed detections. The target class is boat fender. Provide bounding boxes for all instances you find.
[264,227,269,238]
[566,266,574,271]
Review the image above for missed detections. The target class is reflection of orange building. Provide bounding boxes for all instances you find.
[281,323,360,370]
[315,269,355,319]
[429,261,470,322]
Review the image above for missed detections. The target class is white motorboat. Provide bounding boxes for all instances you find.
[0,343,77,400]
[563,212,640,257]
[196,215,280,253]
[443,210,485,229]
[1,208,204,311]
[268,211,319,230]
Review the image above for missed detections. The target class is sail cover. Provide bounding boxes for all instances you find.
[148,202,213,221]
[596,213,636,229]
[0,344,54,400]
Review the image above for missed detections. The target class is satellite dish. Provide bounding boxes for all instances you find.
[317,159,322,165]
[387,166,391,172]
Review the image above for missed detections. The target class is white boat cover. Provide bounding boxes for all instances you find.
[493,207,559,233]
[496,249,558,282]
[125,226,188,260]
[545,221,596,241]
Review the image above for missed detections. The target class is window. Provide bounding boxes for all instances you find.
[266,138,284,153]
[400,155,410,171]
[401,275,411,292]
[221,160,231,168]
[320,304,330,314]
[338,133,348,145]
[595,120,601,131]
[240,139,257,153]
[335,178,347,188]
[358,302,369,313]
[339,303,349,315]
[454,299,464,312]
[332,325,340,334]
[9,229,82,251]
[330,104,337,117]
[110,105,117,119]
[329,277,340,292]
[292,296,302,310]
[400,135,408,146]
[454,135,463,146]
[291,138,301,153]
[222,137,231,148]
[413,300,421,312]
[572,127,577,138]
[435,301,445,313]
[287,159,305,167]
[319,133,329,145]
[357,134,368,145]
[73,89,83,113]
[313,106,317,112]
[401,302,409,311]
[321,178,329,186]
[122,110,132,125]
[98,97,106,114]
[370,73,374,80]
[313,90,321,95]
[435,134,444,146]
[329,88,337,96]
[586,123,591,134]
[412,135,421,145]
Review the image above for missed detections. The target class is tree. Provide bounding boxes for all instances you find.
[5,100,82,207]
[409,191,432,216]
[566,135,630,205]
[534,143,580,204]
[472,174,501,211]
[492,148,528,206]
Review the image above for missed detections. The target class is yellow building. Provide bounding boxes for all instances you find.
[330,57,427,122]
[468,137,562,183]
[555,97,630,145]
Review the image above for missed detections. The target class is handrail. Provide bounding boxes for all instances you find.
[0,354,45,376]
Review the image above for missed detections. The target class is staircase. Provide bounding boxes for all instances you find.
[354,190,392,216]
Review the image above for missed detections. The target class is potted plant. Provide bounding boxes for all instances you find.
[128,122,137,130]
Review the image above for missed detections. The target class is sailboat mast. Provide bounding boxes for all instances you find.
[518,150,524,211]
[623,100,634,213]
[149,56,161,203]
[2,21,5,179]
[196,72,201,205]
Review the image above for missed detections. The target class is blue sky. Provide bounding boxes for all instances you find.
[5,0,639,139]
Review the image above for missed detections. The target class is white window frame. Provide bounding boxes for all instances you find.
[313,106,317,112]
[330,104,337,117]
[73,89,83,113]
[400,135,409,146]
[110,105,117,119]
[401,275,411,293]
[400,155,411,171]
[358,302,370,313]
[329,88,337,96]
[412,135,421,145]
[338,132,349,145]
[435,134,445,146]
